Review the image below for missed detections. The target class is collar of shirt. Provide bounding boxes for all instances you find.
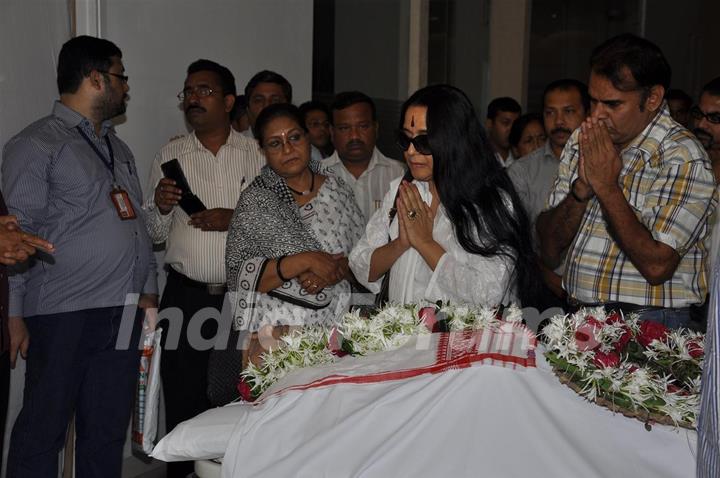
[541,140,558,161]
[182,127,258,156]
[326,147,384,178]
[621,103,673,168]
[52,101,114,138]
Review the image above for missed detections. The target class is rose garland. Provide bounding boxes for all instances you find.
[238,303,524,401]
[543,307,704,428]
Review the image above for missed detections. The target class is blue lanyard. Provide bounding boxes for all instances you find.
[76,126,115,182]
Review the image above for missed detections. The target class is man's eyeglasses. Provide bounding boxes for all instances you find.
[690,106,720,125]
[177,86,215,101]
[263,132,307,153]
[99,71,129,84]
[396,132,432,155]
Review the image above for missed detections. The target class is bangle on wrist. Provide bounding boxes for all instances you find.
[571,179,590,203]
[276,256,291,282]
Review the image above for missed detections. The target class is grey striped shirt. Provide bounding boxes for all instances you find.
[1,101,158,317]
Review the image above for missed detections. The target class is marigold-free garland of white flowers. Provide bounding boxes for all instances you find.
[543,307,704,428]
[240,303,523,399]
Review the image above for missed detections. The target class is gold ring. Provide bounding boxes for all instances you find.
[407,209,418,220]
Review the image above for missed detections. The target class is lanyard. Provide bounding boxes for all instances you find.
[76,126,115,182]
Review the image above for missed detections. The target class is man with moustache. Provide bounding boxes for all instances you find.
[143,59,263,478]
[509,79,590,225]
[324,91,405,225]
[693,78,720,274]
[692,77,720,178]
[537,34,716,328]
[508,79,589,306]
[2,35,157,477]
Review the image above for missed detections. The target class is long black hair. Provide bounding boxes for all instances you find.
[400,84,539,306]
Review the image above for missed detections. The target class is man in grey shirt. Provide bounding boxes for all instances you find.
[507,79,589,304]
[2,36,157,478]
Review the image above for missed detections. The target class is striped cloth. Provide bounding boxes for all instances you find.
[546,105,717,307]
[259,324,537,401]
[142,129,264,283]
[698,261,720,477]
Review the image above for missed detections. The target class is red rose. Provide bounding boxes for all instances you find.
[637,321,669,348]
[605,311,622,325]
[687,339,704,359]
[237,377,256,402]
[419,306,438,331]
[585,316,603,328]
[613,327,632,353]
[593,350,620,368]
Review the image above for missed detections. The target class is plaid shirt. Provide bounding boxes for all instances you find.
[546,105,717,307]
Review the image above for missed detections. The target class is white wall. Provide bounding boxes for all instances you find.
[0,2,71,475]
[101,0,314,192]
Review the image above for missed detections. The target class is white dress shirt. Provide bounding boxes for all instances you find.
[495,151,515,169]
[324,147,406,225]
[143,129,265,283]
[507,141,559,226]
[349,177,518,306]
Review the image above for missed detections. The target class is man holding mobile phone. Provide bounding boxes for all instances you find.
[142,59,263,478]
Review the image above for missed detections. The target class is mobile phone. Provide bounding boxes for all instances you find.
[160,159,207,215]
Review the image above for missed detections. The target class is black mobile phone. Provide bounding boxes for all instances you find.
[160,159,207,215]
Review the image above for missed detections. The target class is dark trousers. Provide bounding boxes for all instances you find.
[6,306,142,478]
[159,271,225,478]
[0,351,9,473]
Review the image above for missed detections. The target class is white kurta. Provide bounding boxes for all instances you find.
[349,177,518,306]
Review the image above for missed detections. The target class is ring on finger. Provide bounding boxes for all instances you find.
[407,209,418,220]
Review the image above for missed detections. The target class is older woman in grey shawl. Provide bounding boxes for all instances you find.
[225,103,364,366]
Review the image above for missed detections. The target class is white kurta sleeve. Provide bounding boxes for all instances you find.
[349,179,401,293]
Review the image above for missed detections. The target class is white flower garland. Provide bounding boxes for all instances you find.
[241,303,522,398]
[544,307,704,428]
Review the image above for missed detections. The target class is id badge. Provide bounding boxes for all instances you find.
[110,187,137,220]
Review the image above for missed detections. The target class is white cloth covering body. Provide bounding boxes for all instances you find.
[349,177,517,306]
[154,345,696,478]
[324,147,406,225]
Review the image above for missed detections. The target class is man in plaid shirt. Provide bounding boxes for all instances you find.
[537,34,716,329]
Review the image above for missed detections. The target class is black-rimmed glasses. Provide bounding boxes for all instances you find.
[177,86,215,101]
[99,71,129,83]
[690,106,720,125]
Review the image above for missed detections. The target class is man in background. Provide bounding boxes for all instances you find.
[324,91,405,225]
[300,100,334,158]
[485,96,521,168]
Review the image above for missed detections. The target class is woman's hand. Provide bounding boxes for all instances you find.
[397,181,435,249]
[300,251,344,285]
[297,271,328,294]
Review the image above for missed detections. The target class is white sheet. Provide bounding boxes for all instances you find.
[154,346,696,478]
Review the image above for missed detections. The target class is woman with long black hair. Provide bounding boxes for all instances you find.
[349,84,538,307]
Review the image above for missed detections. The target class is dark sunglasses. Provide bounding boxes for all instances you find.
[690,106,720,125]
[396,132,432,155]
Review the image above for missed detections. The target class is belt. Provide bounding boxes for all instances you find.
[566,299,685,315]
[168,268,227,296]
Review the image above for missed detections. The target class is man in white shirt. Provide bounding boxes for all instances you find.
[324,91,406,225]
[508,79,589,307]
[143,59,264,478]
[485,96,521,168]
